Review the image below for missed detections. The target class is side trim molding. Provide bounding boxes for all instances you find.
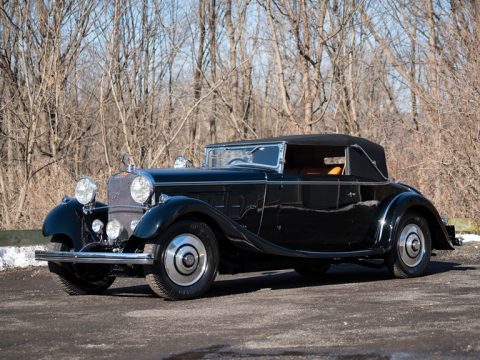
[154,180,391,187]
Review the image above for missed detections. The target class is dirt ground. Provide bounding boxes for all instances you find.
[0,244,479,359]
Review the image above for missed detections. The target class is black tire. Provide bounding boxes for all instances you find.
[386,211,432,278]
[48,238,115,295]
[144,221,219,300]
[294,262,331,279]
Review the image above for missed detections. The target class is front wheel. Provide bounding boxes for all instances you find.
[386,211,432,278]
[48,239,115,295]
[144,221,219,300]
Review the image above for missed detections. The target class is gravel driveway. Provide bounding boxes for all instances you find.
[1,244,479,359]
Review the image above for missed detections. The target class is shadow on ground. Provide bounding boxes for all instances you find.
[162,344,395,360]
[104,260,472,299]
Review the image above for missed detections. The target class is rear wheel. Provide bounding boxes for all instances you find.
[48,237,115,295]
[294,262,331,279]
[386,211,432,278]
[144,221,219,300]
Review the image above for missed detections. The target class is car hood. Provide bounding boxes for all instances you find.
[141,167,268,185]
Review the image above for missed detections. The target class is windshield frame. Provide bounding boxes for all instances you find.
[203,141,286,173]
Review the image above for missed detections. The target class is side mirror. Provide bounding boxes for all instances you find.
[173,156,193,169]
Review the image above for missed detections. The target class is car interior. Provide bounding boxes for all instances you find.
[284,145,346,175]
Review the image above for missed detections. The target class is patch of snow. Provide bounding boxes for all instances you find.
[457,234,480,243]
[0,246,47,271]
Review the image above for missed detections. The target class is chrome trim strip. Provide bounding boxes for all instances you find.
[376,191,409,244]
[279,141,287,174]
[154,180,390,187]
[266,180,390,186]
[155,180,267,186]
[205,140,288,148]
[84,205,148,214]
[34,250,154,265]
[257,172,269,235]
[291,248,387,258]
[345,146,351,175]
[270,180,342,186]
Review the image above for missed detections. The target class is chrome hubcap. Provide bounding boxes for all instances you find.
[398,224,426,267]
[163,233,207,286]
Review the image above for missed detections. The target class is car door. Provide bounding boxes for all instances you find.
[337,145,392,248]
[275,172,342,251]
[258,172,283,242]
[336,176,365,248]
[338,177,400,249]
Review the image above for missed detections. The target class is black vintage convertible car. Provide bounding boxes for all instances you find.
[36,134,456,300]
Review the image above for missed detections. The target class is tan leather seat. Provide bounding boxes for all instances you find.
[328,166,343,175]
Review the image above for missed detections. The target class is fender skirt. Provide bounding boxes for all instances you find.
[375,192,454,251]
[132,196,387,259]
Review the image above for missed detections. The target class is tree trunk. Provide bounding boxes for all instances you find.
[208,0,217,142]
[225,0,238,127]
[191,0,207,155]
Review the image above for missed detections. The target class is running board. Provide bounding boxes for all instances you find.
[35,250,154,265]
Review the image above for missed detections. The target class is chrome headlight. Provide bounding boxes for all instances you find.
[106,219,122,241]
[75,176,97,205]
[91,219,104,234]
[130,175,153,204]
[173,156,192,168]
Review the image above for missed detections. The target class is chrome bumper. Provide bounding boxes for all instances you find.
[34,250,154,265]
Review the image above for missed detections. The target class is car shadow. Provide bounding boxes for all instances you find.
[428,260,476,275]
[104,284,156,297]
[104,261,474,299]
[206,261,473,298]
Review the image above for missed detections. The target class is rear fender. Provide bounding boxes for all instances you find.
[42,197,107,250]
[376,192,454,251]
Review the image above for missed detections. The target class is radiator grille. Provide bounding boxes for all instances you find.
[107,172,144,241]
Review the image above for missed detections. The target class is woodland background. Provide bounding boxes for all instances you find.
[0,0,479,230]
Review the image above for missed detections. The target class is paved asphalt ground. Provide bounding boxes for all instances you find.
[1,244,479,360]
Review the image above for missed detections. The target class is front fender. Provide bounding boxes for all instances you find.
[132,196,263,253]
[376,191,454,251]
[42,197,107,250]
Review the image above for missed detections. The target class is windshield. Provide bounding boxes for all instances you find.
[205,143,283,170]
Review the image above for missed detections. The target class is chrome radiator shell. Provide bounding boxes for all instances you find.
[107,172,143,240]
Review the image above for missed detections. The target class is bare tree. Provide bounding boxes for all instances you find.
[0,0,479,229]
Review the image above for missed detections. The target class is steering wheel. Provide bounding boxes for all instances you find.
[227,158,248,165]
